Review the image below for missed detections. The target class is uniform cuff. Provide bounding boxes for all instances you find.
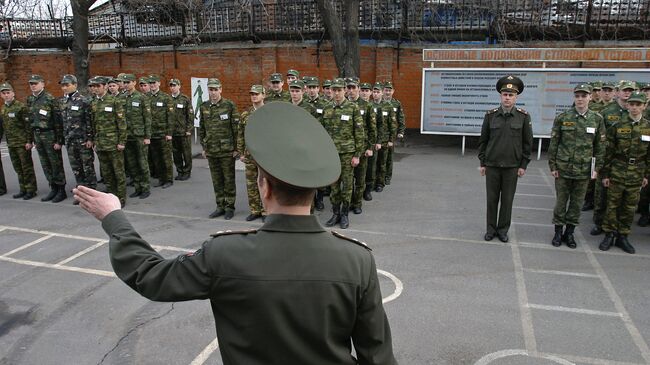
[101,210,129,236]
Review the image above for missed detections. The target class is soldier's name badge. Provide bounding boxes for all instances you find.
[7,112,15,117]
[220,114,229,120]
[71,105,80,111]
[176,104,184,108]
[156,102,164,107]
[104,106,113,112]
[132,102,140,107]
[341,114,350,121]
[39,109,48,116]
[374,108,378,113]
[316,109,323,114]
[382,111,388,116]
[360,110,365,115]
[642,135,650,142]
[393,107,398,112]
[586,127,596,134]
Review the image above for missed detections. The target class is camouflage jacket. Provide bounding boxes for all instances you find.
[149,91,173,138]
[307,96,330,122]
[599,101,628,130]
[322,99,365,157]
[170,93,194,136]
[199,98,240,158]
[91,94,127,152]
[601,115,650,186]
[589,100,606,113]
[26,90,64,144]
[236,105,259,158]
[293,98,318,118]
[384,98,406,136]
[478,106,533,169]
[122,90,152,139]
[265,90,290,103]
[352,97,377,150]
[371,100,396,144]
[1,100,32,147]
[60,91,93,143]
[548,107,606,179]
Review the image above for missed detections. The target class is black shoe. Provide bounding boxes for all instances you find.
[484,232,495,241]
[581,201,594,211]
[615,234,635,254]
[325,205,341,227]
[599,232,615,251]
[129,191,141,198]
[13,191,26,199]
[209,208,225,218]
[126,179,134,187]
[51,185,67,203]
[551,225,563,247]
[497,233,509,243]
[23,192,36,200]
[385,178,391,185]
[174,175,182,181]
[562,225,577,249]
[261,216,266,222]
[590,225,603,236]
[97,179,105,184]
[363,188,373,201]
[246,213,262,221]
[139,191,150,199]
[339,207,350,229]
[314,191,324,211]
[224,210,234,220]
[638,214,649,227]
[352,207,362,214]
[181,174,191,180]
[154,181,165,187]
[374,185,384,192]
[162,182,173,189]
[41,186,58,202]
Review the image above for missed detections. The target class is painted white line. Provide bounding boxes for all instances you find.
[523,268,600,278]
[0,227,7,234]
[528,303,621,317]
[541,351,646,365]
[55,241,107,266]
[514,206,554,212]
[0,225,104,242]
[1,234,54,257]
[516,193,555,198]
[519,182,554,187]
[377,269,403,304]
[509,226,538,355]
[189,337,219,365]
[0,255,115,277]
[474,349,575,365]
[513,221,554,228]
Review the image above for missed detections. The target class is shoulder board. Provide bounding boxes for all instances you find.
[210,228,258,237]
[516,108,528,115]
[331,230,371,251]
[487,108,499,114]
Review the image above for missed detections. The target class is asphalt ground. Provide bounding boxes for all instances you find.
[1,135,649,365]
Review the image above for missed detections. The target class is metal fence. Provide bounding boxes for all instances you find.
[1,0,649,49]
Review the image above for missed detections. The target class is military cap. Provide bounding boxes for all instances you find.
[116,73,126,79]
[119,74,136,82]
[346,77,359,86]
[639,82,650,90]
[373,82,383,90]
[88,76,108,85]
[59,74,78,84]
[139,76,150,84]
[28,74,45,83]
[0,82,14,92]
[602,81,616,89]
[270,73,283,82]
[574,83,592,94]
[330,78,346,89]
[383,81,394,89]
[249,84,265,94]
[108,78,119,85]
[627,91,647,104]
[246,102,340,188]
[618,80,636,90]
[148,74,161,82]
[289,80,305,89]
[322,79,332,88]
[287,69,300,78]
[590,81,603,90]
[207,78,222,88]
[306,76,320,87]
[496,75,524,94]
[360,82,372,90]
[169,78,181,86]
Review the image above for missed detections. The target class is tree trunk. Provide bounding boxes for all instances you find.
[70,0,96,90]
[316,0,360,78]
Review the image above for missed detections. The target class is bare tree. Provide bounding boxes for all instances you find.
[316,0,360,78]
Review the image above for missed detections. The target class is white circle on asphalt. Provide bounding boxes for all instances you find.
[377,269,403,304]
[474,349,574,365]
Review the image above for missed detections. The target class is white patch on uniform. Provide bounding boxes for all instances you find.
[382,111,388,116]
[71,106,80,111]
[341,115,350,121]
[39,109,48,116]
[586,127,595,134]
[7,112,15,117]
[104,106,113,112]
[642,135,650,142]
[220,114,229,120]
[156,102,164,107]
[360,110,365,115]
[177,104,184,108]
[132,102,140,107]
[316,109,323,114]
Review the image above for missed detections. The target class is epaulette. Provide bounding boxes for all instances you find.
[331,231,371,251]
[487,108,499,114]
[210,228,258,238]
[516,107,528,115]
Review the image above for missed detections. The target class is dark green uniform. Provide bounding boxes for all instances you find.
[351,97,377,211]
[27,90,66,188]
[584,100,614,209]
[60,91,96,188]
[170,93,194,179]
[1,99,37,195]
[478,106,533,236]
[638,105,650,224]
[236,106,264,216]
[123,90,152,194]
[0,119,6,195]
[149,90,174,185]
[384,98,405,185]
[373,100,396,190]
[265,90,290,102]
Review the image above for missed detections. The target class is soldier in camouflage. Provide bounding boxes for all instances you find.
[372,82,396,193]
[286,69,299,83]
[322,78,365,229]
[382,81,405,186]
[322,79,333,102]
[266,73,291,102]
[599,91,650,254]
[199,78,240,220]
[289,80,317,116]
[304,76,331,210]
[588,81,604,111]
[108,78,120,97]
[148,74,174,188]
[548,84,606,249]
[26,74,68,203]
[637,82,650,227]
[59,74,97,204]
[237,84,265,221]
[0,118,5,196]
[168,78,194,181]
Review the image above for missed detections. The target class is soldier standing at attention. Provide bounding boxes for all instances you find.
[305,76,330,210]
[0,118,5,196]
[373,82,396,193]
[26,74,67,203]
[199,78,240,220]
[1,82,37,199]
[589,81,604,111]
[169,78,194,181]
[548,84,606,248]
[322,78,365,229]
[266,73,290,102]
[637,82,650,227]
[121,74,152,199]
[286,69,299,83]
[322,79,333,101]
[598,91,650,254]
[478,75,533,243]
[289,79,317,116]
[59,75,97,204]
[382,81,405,186]
[237,85,265,222]
[148,74,174,189]
[107,78,120,97]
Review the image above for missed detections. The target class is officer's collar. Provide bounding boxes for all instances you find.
[500,105,514,115]
[260,214,326,233]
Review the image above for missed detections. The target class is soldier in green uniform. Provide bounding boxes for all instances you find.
[373,82,396,193]
[382,81,405,186]
[0,119,5,196]
[589,81,604,111]
[322,78,365,229]
[59,74,97,204]
[286,69,299,83]
[548,84,606,248]
[591,80,636,235]
[637,82,650,227]
[88,76,127,207]
[199,78,240,220]
[1,82,37,199]
[148,74,174,188]
[478,75,533,243]
[139,77,151,95]
[168,78,194,181]
[73,102,397,365]
[305,76,330,210]
[266,73,291,102]
[107,78,120,97]
[121,74,152,199]
[138,76,157,181]
[289,79,317,116]
[598,92,650,254]
[237,85,265,222]
[322,79,333,101]
[359,82,377,202]
[26,74,68,203]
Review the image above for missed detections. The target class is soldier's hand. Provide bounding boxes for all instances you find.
[117,144,125,151]
[375,144,382,150]
[232,151,239,159]
[591,171,598,180]
[85,141,93,149]
[25,143,32,151]
[53,143,62,151]
[365,149,373,157]
[602,178,610,187]
[165,135,172,141]
[185,132,191,136]
[479,167,486,176]
[239,156,246,162]
[74,186,121,221]
[388,142,394,147]
[643,178,648,188]
[351,157,360,167]
[551,170,559,178]
[202,150,207,158]
[517,168,526,177]
[143,138,151,145]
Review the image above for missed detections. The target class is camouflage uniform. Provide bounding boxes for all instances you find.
[639,106,650,224]
[266,90,290,103]
[384,98,405,185]
[373,100,396,190]
[149,90,174,185]
[1,99,37,195]
[0,118,6,194]
[583,99,613,207]
[199,98,240,213]
[170,92,194,179]
[92,93,127,205]
[351,97,377,211]
[60,90,97,188]
[236,106,264,216]
[27,90,66,188]
[123,90,152,194]
[294,98,318,117]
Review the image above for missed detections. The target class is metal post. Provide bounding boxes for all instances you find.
[462,135,466,156]
[537,138,542,160]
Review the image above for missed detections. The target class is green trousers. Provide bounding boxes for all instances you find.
[485,167,519,235]
[352,154,369,209]
[602,181,641,235]
[125,139,150,193]
[97,150,126,205]
[8,146,37,193]
[65,139,97,188]
[593,181,608,226]
[33,130,66,186]
[0,154,5,194]
[552,177,589,226]
[172,135,193,176]
[150,138,173,183]
[375,143,389,188]
[207,155,236,211]
[638,184,649,216]
[244,161,263,215]
[331,153,354,207]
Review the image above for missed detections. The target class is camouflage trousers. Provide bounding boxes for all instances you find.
[150,138,173,183]
[148,144,157,179]
[65,139,97,188]
[602,181,642,235]
[8,146,37,193]
[375,143,389,188]
[97,150,126,205]
[0,154,5,193]
[593,181,608,226]
[638,184,649,216]
[33,129,66,186]
[365,148,377,189]
[207,155,236,211]
[385,144,394,184]
[172,135,193,176]
[584,179,595,205]
[552,177,589,226]
[244,160,264,215]
[125,139,151,193]
[330,153,354,207]
[351,154,369,209]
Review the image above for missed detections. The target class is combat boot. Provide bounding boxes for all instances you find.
[340,205,350,229]
[562,224,577,249]
[13,191,26,199]
[638,214,649,227]
[581,201,594,211]
[51,184,67,203]
[363,187,373,201]
[598,232,615,251]
[41,185,58,202]
[325,205,340,227]
[615,234,635,254]
[314,191,324,211]
[590,225,603,235]
[551,225,563,247]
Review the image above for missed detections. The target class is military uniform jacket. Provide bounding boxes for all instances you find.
[322,99,365,157]
[385,98,406,136]
[353,97,378,151]
[293,98,318,118]
[170,93,194,136]
[600,101,628,130]
[601,115,650,186]
[265,90,290,103]
[91,94,127,151]
[102,211,397,365]
[199,98,240,158]
[122,90,152,139]
[307,96,330,122]
[589,100,606,113]
[60,91,93,144]
[1,100,32,147]
[548,107,606,179]
[479,106,533,169]
[236,105,258,158]
[148,91,173,138]
[26,90,64,144]
[372,100,396,144]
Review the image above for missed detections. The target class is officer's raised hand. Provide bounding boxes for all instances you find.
[73,185,121,220]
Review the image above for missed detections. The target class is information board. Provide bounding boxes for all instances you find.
[420,68,650,137]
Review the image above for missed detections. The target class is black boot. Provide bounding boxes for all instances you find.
[638,214,649,227]
[13,191,26,199]
[551,225,563,247]
[562,224,577,249]
[590,225,603,235]
[314,191,324,211]
[363,187,373,201]
[325,205,340,227]
[340,205,350,229]
[615,234,635,254]
[51,184,67,203]
[599,232,615,251]
[581,201,594,211]
[41,185,58,202]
